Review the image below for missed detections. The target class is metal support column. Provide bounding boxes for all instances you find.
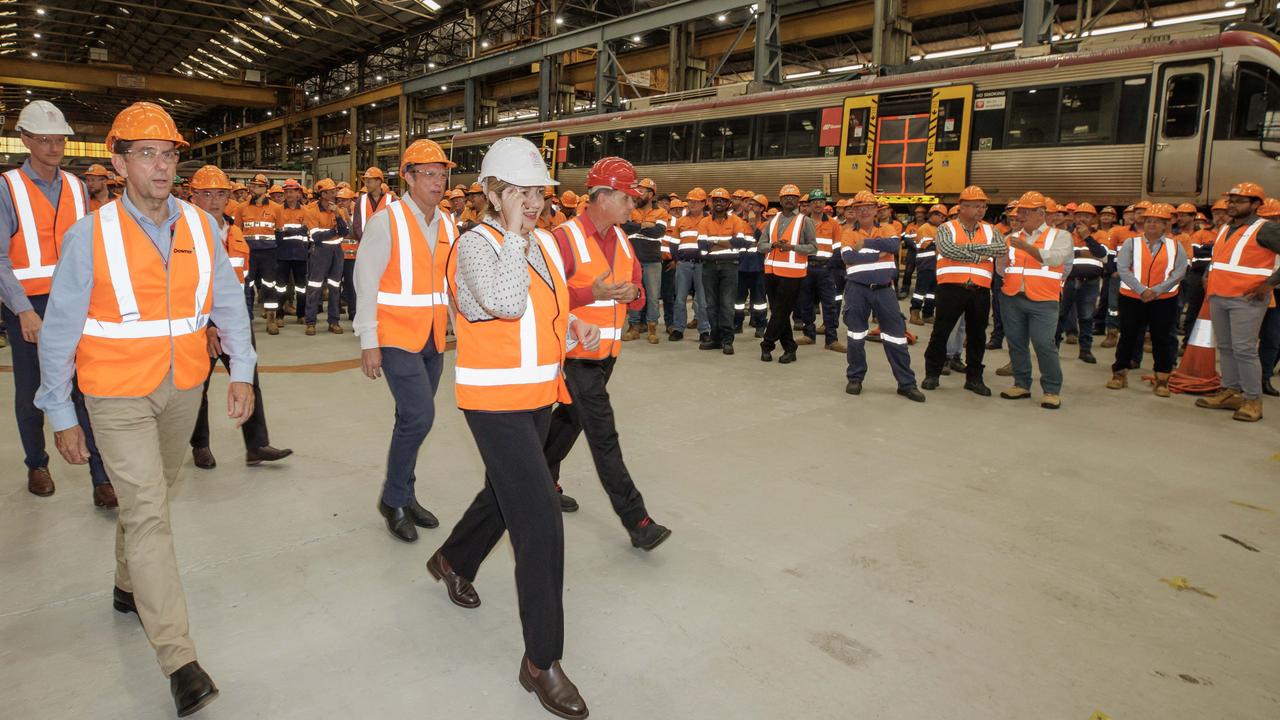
[349,108,359,184]
[595,40,622,114]
[464,77,478,131]
[1022,0,1053,48]
[753,0,781,89]
[872,0,912,68]
[398,94,409,157]
[281,122,289,165]
[254,133,263,166]
[539,54,559,121]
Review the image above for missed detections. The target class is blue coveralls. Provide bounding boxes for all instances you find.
[842,232,917,389]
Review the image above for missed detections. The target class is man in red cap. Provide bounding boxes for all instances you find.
[544,156,671,550]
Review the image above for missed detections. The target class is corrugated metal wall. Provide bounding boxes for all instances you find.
[553,157,840,198]
[969,145,1146,204]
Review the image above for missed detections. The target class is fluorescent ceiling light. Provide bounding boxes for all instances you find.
[1089,22,1149,35]
[826,63,865,73]
[1151,8,1245,26]
[990,40,1021,50]
[419,0,441,10]
[785,70,820,79]
[925,45,984,59]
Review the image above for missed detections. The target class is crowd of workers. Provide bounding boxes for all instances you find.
[2,97,1279,719]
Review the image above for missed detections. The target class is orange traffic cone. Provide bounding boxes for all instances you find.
[1168,301,1221,395]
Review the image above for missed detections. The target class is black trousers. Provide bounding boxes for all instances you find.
[702,260,739,345]
[439,407,564,670]
[1179,270,1207,342]
[304,244,344,325]
[276,258,308,319]
[191,332,269,451]
[660,262,676,328]
[761,274,803,353]
[543,357,648,529]
[245,249,278,313]
[341,259,357,320]
[924,283,991,379]
[1114,295,1178,373]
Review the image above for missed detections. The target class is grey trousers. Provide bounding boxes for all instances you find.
[1002,293,1063,395]
[1209,294,1270,400]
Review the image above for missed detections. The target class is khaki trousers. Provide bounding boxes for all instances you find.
[86,374,203,676]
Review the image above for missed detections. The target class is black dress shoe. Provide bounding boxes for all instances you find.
[668,330,683,341]
[921,376,940,390]
[628,518,671,551]
[377,501,418,543]
[113,586,137,616]
[778,351,797,364]
[964,378,992,397]
[192,447,216,470]
[426,551,481,608]
[519,656,589,720]
[845,380,862,395]
[722,344,734,355]
[246,445,292,466]
[407,500,439,529]
[760,350,773,362]
[698,332,711,344]
[1079,350,1097,364]
[170,661,219,718]
[557,487,579,512]
[898,386,927,403]
[1264,377,1279,397]
[698,339,722,350]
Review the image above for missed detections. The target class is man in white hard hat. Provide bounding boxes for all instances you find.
[0,99,117,506]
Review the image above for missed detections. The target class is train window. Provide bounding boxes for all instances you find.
[698,118,753,161]
[606,130,627,157]
[844,107,870,156]
[757,114,788,159]
[623,128,647,164]
[1231,63,1280,138]
[786,111,821,157]
[1059,83,1116,145]
[561,136,581,169]
[1006,87,1059,147]
[669,123,695,163]
[583,133,605,166]
[971,94,1006,151]
[648,125,670,163]
[934,98,964,152]
[1162,73,1203,139]
[1117,78,1150,144]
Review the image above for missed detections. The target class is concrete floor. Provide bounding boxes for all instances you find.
[1,310,1278,720]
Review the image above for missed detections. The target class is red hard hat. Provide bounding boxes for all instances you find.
[587,157,641,197]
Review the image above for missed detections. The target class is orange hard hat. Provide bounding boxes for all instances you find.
[282,179,302,190]
[1099,205,1117,215]
[400,139,456,174]
[83,163,111,177]
[1211,198,1228,211]
[877,198,890,208]
[1063,202,1078,212]
[824,205,834,214]
[268,184,284,195]
[753,193,769,207]
[106,101,187,153]
[1016,191,1047,210]
[314,178,337,192]
[544,186,556,198]
[1260,198,1280,218]
[779,184,801,198]
[440,198,453,212]
[249,173,269,186]
[709,187,732,200]
[467,182,483,194]
[1143,203,1175,220]
[1044,199,1061,214]
[686,187,708,202]
[948,205,960,216]
[799,194,810,203]
[850,191,878,207]
[1134,200,1152,210]
[362,166,385,180]
[835,198,850,209]
[670,198,686,209]
[1075,202,1097,215]
[189,165,232,191]
[231,181,246,191]
[577,194,589,210]
[447,188,465,199]
[958,185,988,202]
[560,190,578,206]
[637,177,657,191]
[1175,202,1197,214]
[765,207,779,217]
[336,187,357,200]
[929,204,947,215]
[338,181,352,190]
[1227,181,1266,200]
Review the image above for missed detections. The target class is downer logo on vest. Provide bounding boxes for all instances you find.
[173,247,194,254]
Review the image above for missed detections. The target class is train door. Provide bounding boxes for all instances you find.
[874,114,929,194]
[838,86,973,196]
[925,85,973,195]
[837,95,878,194]
[1149,61,1214,196]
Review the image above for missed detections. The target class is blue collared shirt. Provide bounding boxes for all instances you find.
[35,192,256,431]
[0,159,89,313]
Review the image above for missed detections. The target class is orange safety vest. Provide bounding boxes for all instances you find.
[88,193,113,213]
[763,212,807,278]
[224,221,249,286]
[936,219,996,288]
[376,200,455,353]
[1119,236,1180,300]
[78,200,216,397]
[3,168,86,296]
[447,223,571,412]
[359,191,392,228]
[915,223,938,259]
[1206,219,1278,298]
[812,217,840,262]
[1002,226,1065,302]
[236,198,279,244]
[561,216,635,359]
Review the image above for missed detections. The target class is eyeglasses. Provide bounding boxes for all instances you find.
[123,148,181,165]
[22,133,67,148]
[406,168,447,180]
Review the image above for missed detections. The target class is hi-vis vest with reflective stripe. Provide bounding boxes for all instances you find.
[224,222,249,286]
[3,168,85,296]
[764,212,806,277]
[562,216,634,359]
[1002,226,1065,302]
[376,200,455,353]
[1207,218,1278,298]
[1120,236,1180,300]
[813,217,840,262]
[936,220,996,288]
[78,200,216,397]
[447,223,571,412]
[1071,233,1106,273]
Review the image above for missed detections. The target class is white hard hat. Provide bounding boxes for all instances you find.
[478,136,558,189]
[15,100,74,136]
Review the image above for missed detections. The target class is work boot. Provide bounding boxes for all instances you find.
[621,324,642,341]
[1106,370,1128,390]
[668,330,683,341]
[921,376,940,390]
[265,310,279,335]
[909,309,924,326]
[722,343,735,355]
[1100,328,1119,348]
[628,517,672,551]
[296,314,307,325]
[825,341,846,353]
[796,336,816,346]
[1064,332,1078,345]
[1196,388,1244,410]
[845,380,862,395]
[1040,393,1061,410]
[924,315,935,325]
[897,385,926,403]
[305,324,317,336]
[995,362,1013,377]
[328,323,343,334]
[753,327,765,338]
[1000,386,1031,400]
[1153,371,1172,398]
[1079,349,1097,364]
[1232,398,1263,422]
[964,369,991,396]
[646,322,659,344]
[698,337,722,350]
[0,333,7,348]
[778,351,797,364]
[283,301,296,316]
[947,357,967,374]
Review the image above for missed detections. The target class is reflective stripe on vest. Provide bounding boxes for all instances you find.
[764,213,805,277]
[375,200,454,352]
[1119,236,1179,300]
[4,168,85,293]
[1207,219,1277,297]
[562,217,632,359]
[936,220,995,288]
[1002,226,1064,301]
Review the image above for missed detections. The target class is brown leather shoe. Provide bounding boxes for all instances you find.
[328,323,343,334]
[1233,397,1263,422]
[795,336,816,346]
[192,447,216,469]
[825,341,846,353]
[1196,388,1243,410]
[426,551,480,608]
[519,656,588,719]
[93,484,119,508]
[305,324,317,336]
[27,467,54,497]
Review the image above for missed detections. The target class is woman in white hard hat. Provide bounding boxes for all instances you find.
[427,136,598,719]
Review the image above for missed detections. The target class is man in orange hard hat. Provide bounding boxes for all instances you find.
[758,183,817,362]
[303,178,349,334]
[1,99,117,506]
[1196,182,1280,421]
[36,101,256,716]
[1055,202,1108,363]
[83,163,115,211]
[233,172,283,331]
[620,177,670,344]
